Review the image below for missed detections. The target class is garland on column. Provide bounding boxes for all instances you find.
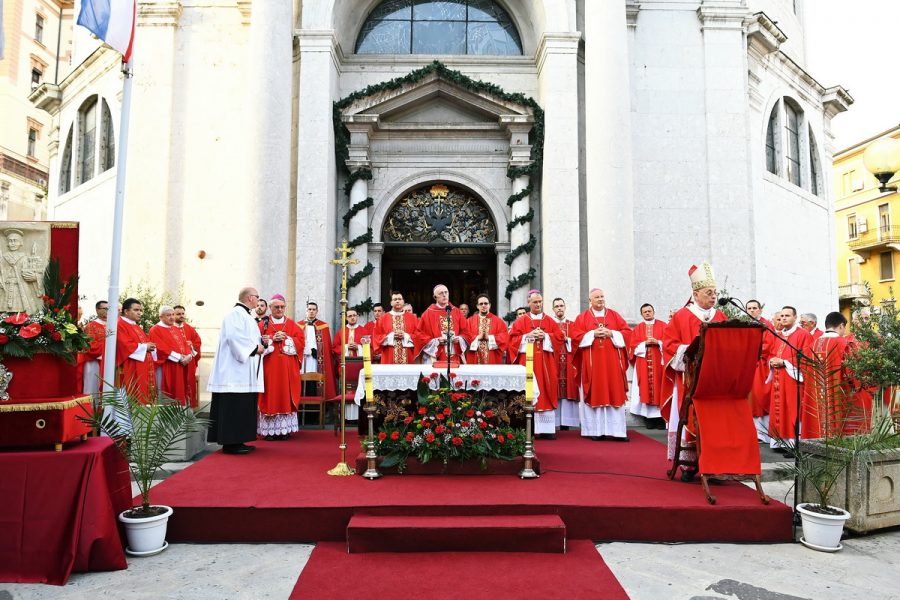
[333,60,545,316]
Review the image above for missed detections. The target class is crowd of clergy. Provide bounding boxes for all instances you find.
[77,261,875,472]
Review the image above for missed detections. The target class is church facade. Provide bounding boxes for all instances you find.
[33,0,850,335]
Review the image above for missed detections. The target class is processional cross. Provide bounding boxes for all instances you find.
[328,240,360,476]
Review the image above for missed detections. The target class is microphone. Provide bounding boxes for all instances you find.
[717,297,731,307]
[446,305,452,314]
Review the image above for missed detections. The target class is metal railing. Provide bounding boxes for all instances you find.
[838,283,869,300]
[848,225,900,250]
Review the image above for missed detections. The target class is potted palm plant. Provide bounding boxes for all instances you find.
[79,390,209,556]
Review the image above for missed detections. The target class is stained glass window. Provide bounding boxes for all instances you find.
[356,0,522,55]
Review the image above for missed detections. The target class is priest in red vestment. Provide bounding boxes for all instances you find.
[746,299,774,442]
[629,303,667,428]
[80,300,109,395]
[149,307,193,405]
[302,302,336,400]
[173,305,202,408]
[332,309,369,360]
[413,284,470,364]
[800,313,824,341]
[571,288,632,441]
[257,295,304,440]
[551,297,579,428]
[766,306,815,454]
[809,312,872,436]
[509,290,564,438]
[374,292,418,364]
[465,294,509,365]
[115,298,158,403]
[661,263,727,480]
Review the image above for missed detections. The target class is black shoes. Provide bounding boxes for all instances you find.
[223,444,256,455]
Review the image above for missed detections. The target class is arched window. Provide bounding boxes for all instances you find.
[783,100,801,187]
[356,0,522,56]
[77,96,98,185]
[99,100,115,172]
[59,126,73,194]
[808,126,820,197]
[765,103,778,175]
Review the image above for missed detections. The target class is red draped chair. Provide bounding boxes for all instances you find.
[672,321,770,505]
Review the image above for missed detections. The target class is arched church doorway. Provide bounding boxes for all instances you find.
[380,183,498,313]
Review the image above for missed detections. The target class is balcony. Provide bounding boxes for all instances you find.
[848,225,900,258]
[838,283,870,301]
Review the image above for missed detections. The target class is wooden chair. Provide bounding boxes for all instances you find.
[298,372,327,429]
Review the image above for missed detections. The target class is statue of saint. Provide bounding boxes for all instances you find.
[0,228,45,314]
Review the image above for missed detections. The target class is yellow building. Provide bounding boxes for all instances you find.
[833,124,900,318]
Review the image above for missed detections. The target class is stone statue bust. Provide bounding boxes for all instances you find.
[0,225,48,314]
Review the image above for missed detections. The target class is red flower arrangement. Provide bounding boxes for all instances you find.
[373,372,525,471]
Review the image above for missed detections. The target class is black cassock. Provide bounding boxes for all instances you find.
[207,392,257,445]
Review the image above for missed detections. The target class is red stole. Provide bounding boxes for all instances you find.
[374,311,418,364]
[259,317,304,414]
[465,313,509,365]
[767,326,814,440]
[630,319,667,406]
[115,317,155,403]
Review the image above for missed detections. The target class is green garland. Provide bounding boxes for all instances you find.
[333,60,546,306]
[347,261,374,289]
[506,208,534,232]
[504,268,536,300]
[348,228,373,248]
[350,298,375,315]
[343,196,374,228]
[343,168,373,196]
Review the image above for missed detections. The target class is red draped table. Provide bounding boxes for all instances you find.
[0,437,131,585]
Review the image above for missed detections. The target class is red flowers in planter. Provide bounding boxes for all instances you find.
[425,433,436,443]
[390,431,400,441]
[451,437,463,446]
[19,323,41,339]
[4,313,27,325]
[378,432,387,441]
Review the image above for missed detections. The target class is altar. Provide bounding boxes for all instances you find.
[352,364,539,435]
[353,364,540,405]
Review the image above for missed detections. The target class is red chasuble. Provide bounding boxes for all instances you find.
[767,326,815,441]
[175,323,202,407]
[508,313,564,412]
[748,318,774,418]
[373,311,418,364]
[115,317,156,403]
[332,325,367,359]
[78,319,107,391]
[571,309,632,408]
[810,333,873,436]
[413,304,470,363]
[629,319,667,407]
[149,323,192,405]
[553,318,578,400]
[465,313,509,365]
[258,317,304,415]
[661,306,727,425]
[306,320,337,399]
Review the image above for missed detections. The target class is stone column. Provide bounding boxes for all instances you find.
[501,115,534,315]
[343,115,378,312]
[295,30,339,321]
[584,0,635,317]
[247,0,292,298]
[537,32,582,308]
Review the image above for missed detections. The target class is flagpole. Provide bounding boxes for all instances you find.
[100,56,135,395]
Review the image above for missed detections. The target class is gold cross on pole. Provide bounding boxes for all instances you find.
[330,240,360,270]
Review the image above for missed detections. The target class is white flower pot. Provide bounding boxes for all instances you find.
[797,503,850,552]
[118,505,173,556]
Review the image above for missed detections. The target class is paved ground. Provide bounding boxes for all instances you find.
[4,425,898,600]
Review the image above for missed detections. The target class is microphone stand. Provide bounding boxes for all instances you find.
[721,298,811,540]
[445,305,453,382]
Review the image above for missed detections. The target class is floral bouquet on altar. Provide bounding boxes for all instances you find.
[373,371,526,472]
[0,258,91,364]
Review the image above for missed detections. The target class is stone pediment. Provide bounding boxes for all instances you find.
[341,71,532,133]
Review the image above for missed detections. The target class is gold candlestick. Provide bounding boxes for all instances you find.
[361,343,381,479]
[327,240,358,477]
[519,341,539,479]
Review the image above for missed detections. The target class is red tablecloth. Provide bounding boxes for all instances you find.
[0,437,130,584]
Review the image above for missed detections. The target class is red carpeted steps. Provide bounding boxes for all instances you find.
[347,513,566,553]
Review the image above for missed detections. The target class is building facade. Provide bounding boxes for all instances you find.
[833,125,900,318]
[30,0,850,347]
[1,0,73,222]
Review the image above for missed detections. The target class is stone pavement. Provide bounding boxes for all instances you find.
[4,426,899,600]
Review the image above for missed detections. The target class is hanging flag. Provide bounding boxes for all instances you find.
[77,0,136,61]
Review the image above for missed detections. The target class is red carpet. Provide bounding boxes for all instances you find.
[346,514,566,553]
[150,430,792,543]
[290,540,629,599]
